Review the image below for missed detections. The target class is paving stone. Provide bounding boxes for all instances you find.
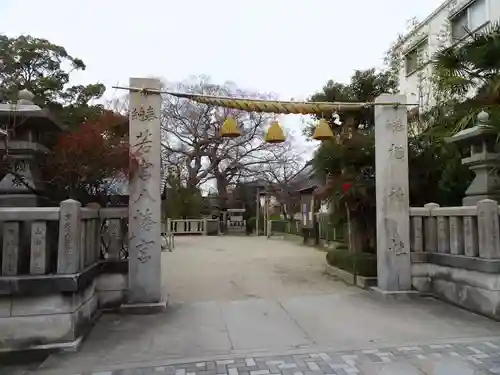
[217,365,228,373]
[245,358,256,367]
[196,371,217,375]
[206,363,217,371]
[217,360,235,366]
[279,363,298,369]
[250,370,270,375]
[266,365,279,373]
[307,362,320,371]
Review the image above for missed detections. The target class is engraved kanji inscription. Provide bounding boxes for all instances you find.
[135,237,154,264]
[387,118,404,132]
[388,144,405,160]
[63,212,73,253]
[389,187,405,202]
[133,208,157,232]
[131,105,158,122]
[133,130,153,155]
[132,186,157,204]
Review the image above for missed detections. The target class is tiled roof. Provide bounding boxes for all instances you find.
[289,163,323,193]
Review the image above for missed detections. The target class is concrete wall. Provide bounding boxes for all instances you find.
[396,0,500,108]
[412,263,500,320]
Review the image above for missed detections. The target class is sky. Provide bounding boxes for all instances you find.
[0,0,444,157]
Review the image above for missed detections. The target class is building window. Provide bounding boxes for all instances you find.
[451,0,487,41]
[405,39,428,76]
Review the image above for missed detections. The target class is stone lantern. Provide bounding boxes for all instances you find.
[0,90,64,207]
[445,111,500,205]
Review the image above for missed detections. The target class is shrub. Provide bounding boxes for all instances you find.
[247,216,264,232]
[326,249,377,277]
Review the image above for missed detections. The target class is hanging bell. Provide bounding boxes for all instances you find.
[312,118,334,141]
[264,120,286,143]
[220,116,241,138]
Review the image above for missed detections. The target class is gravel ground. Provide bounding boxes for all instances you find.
[161,235,353,304]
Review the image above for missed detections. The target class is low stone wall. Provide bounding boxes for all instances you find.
[0,279,98,351]
[0,260,128,352]
[412,262,500,320]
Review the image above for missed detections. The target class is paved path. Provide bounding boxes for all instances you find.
[36,338,500,374]
[27,236,500,374]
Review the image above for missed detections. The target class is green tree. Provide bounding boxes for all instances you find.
[0,34,106,126]
[309,69,397,252]
[162,168,203,219]
[428,22,500,134]
[310,68,471,253]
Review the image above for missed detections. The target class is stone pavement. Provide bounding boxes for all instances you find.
[36,338,500,374]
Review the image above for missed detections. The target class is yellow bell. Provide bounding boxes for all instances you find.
[312,118,334,141]
[220,116,241,138]
[264,120,286,143]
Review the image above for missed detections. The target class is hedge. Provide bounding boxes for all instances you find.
[326,248,377,277]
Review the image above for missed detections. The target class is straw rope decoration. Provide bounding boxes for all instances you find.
[112,85,417,115]
[170,92,368,114]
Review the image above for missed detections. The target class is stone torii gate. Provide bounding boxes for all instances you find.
[117,77,413,312]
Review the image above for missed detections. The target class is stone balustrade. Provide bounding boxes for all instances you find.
[100,206,129,260]
[0,201,129,277]
[409,199,500,262]
[0,200,129,352]
[410,199,500,320]
[227,219,246,233]
[165,218,219,235]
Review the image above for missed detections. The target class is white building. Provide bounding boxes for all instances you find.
[395,0,500,108]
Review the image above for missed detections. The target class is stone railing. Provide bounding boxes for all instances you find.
[0,202,129,277]
[227,220,246,233]
[0,199,129,351]
[409,199,500,320]
[165,218,217,235]
[100,206,129,260]
[409,199,499,260]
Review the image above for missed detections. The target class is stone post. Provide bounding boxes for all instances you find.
[108,219,122,260]
[255,187,260,236]
[2,222,19,276]
[424,203,439,252]
[477,199,500,259]
[203,218,208,236]
[122,77,165,313]
[57,199,82,274]
[30,221,48,274]
[374,94,412,293]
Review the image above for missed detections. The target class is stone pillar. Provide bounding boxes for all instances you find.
[477,199,500,259]
[107,219,122,260]
[57,199,82,274]
[374,94,412,293]
[122,77,165,312]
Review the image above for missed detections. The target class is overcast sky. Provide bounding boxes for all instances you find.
[0,0,444,159]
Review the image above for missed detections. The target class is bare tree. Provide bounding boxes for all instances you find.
[161,76,283,207]
[256,136,305,220]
